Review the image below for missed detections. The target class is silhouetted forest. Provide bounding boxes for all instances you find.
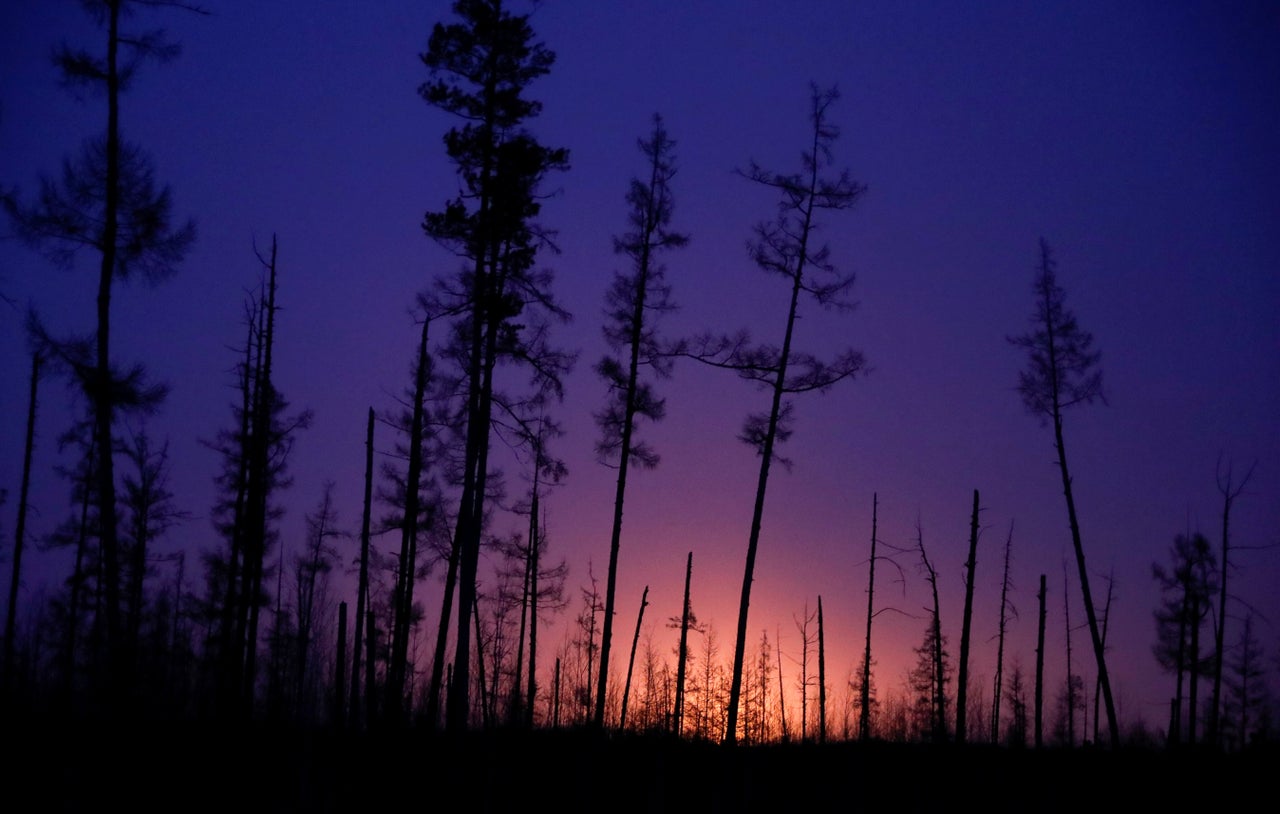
[3,2,1277,809]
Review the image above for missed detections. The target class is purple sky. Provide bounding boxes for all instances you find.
[3,1,1278,733]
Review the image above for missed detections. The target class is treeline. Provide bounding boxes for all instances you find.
[1,0,1274,756]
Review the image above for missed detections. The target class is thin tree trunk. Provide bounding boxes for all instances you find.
[96,0,124,706]
[956,488,980,745]
[349,408,374,728]
[619,585,649,730]
[1035,573,1046,748]
[817,595,826,744]
[992,521,1014,743]
[1210,460,1253,746]
[364,609,376,727]
[1052,409,1118,747]
[675,552,693,737]
[525,501,540,728]
[1063,561,1075,746]
[1093,571,1113,745]
[776,626,787,742]
[859,492,878,740]
[3,351,40,697]
[334,601,347,728]
[387,318,430,724]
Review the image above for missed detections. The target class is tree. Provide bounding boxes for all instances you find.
[118,427,188,695]
[3,351,41,698]
[1209,457,1256,746]
[794,599,818,742]
[1223,613,1269,750]
[381,315,440,726]
[593,114,688,729]
[990,521,1017,743]
[914,519,948,742]
[294,482,346,720]
[419,0,573,733]
[4,0,200,702]
[955,489,981,744]
[348,408,376,729]
[203,245,311,717]
[1004,659,1029,747]
[1008,238,1118,748]
[1152,532,1217,745]
[618,585,649,730]
[683,85,865,744]
[1035,573,1047,748]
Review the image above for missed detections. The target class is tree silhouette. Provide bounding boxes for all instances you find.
[682,85,865,744]
[1008,238,1118,748]
[955,489,981,744]
[2,351,41,698]
[419,0,572,732]
[1208,457,1257,746]
[3,0,200,703]
[990,521,1018,743]
[593,113,688,728]
[1152,531,1217,745]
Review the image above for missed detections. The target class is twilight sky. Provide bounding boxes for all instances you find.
[3,1,1278,733]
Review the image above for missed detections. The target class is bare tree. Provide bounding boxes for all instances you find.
[990,521,1018,743]
[618,585,649,729]
[1008,238,1118,747]
[1209,457,1257,746]
[794,599,818,741]
[915,519,948,742]
[1035,573,1047,748]
[1153,532,1217,745]
[682,85,865,744]
[955,489,981,744]
[3,351,41,697]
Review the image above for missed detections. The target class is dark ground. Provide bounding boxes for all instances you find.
[12,716,1274,813]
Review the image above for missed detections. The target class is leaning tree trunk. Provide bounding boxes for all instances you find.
[859,493,878,741]
[956,489,980,745]
[619,585,649,730]
[1053,410,1119,747]
[3,351,40,697]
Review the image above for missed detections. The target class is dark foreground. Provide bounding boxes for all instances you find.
[13,717,1273,813]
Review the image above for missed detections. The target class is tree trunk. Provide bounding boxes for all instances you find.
[387,318,430,724]
[817,595,826,745]
[992,521,1014,743]
[675,552,693,737]
[1052,411,1119,747]
[619,585,649,730]
[859,493,878,740]
[956,488,980,745]
[349,408,374,728]
[3,351,40,697]
[334,602,347,728]
[1035,574,1046,748]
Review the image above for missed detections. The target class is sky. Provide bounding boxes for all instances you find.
[2,1,1279,734]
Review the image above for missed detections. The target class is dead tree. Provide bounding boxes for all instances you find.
[817,595,827,744]
[674,552,694,736]
[955,489,981,744]
[1209,457,1256,746]
[349,408,375,728]
[1035,573,1047,748]
[3,351,40,697]
[619,585,650,729]
[991,521,1017,743]
[916,519,947,742]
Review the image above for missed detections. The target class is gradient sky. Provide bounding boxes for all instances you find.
[3,1,1278,733]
